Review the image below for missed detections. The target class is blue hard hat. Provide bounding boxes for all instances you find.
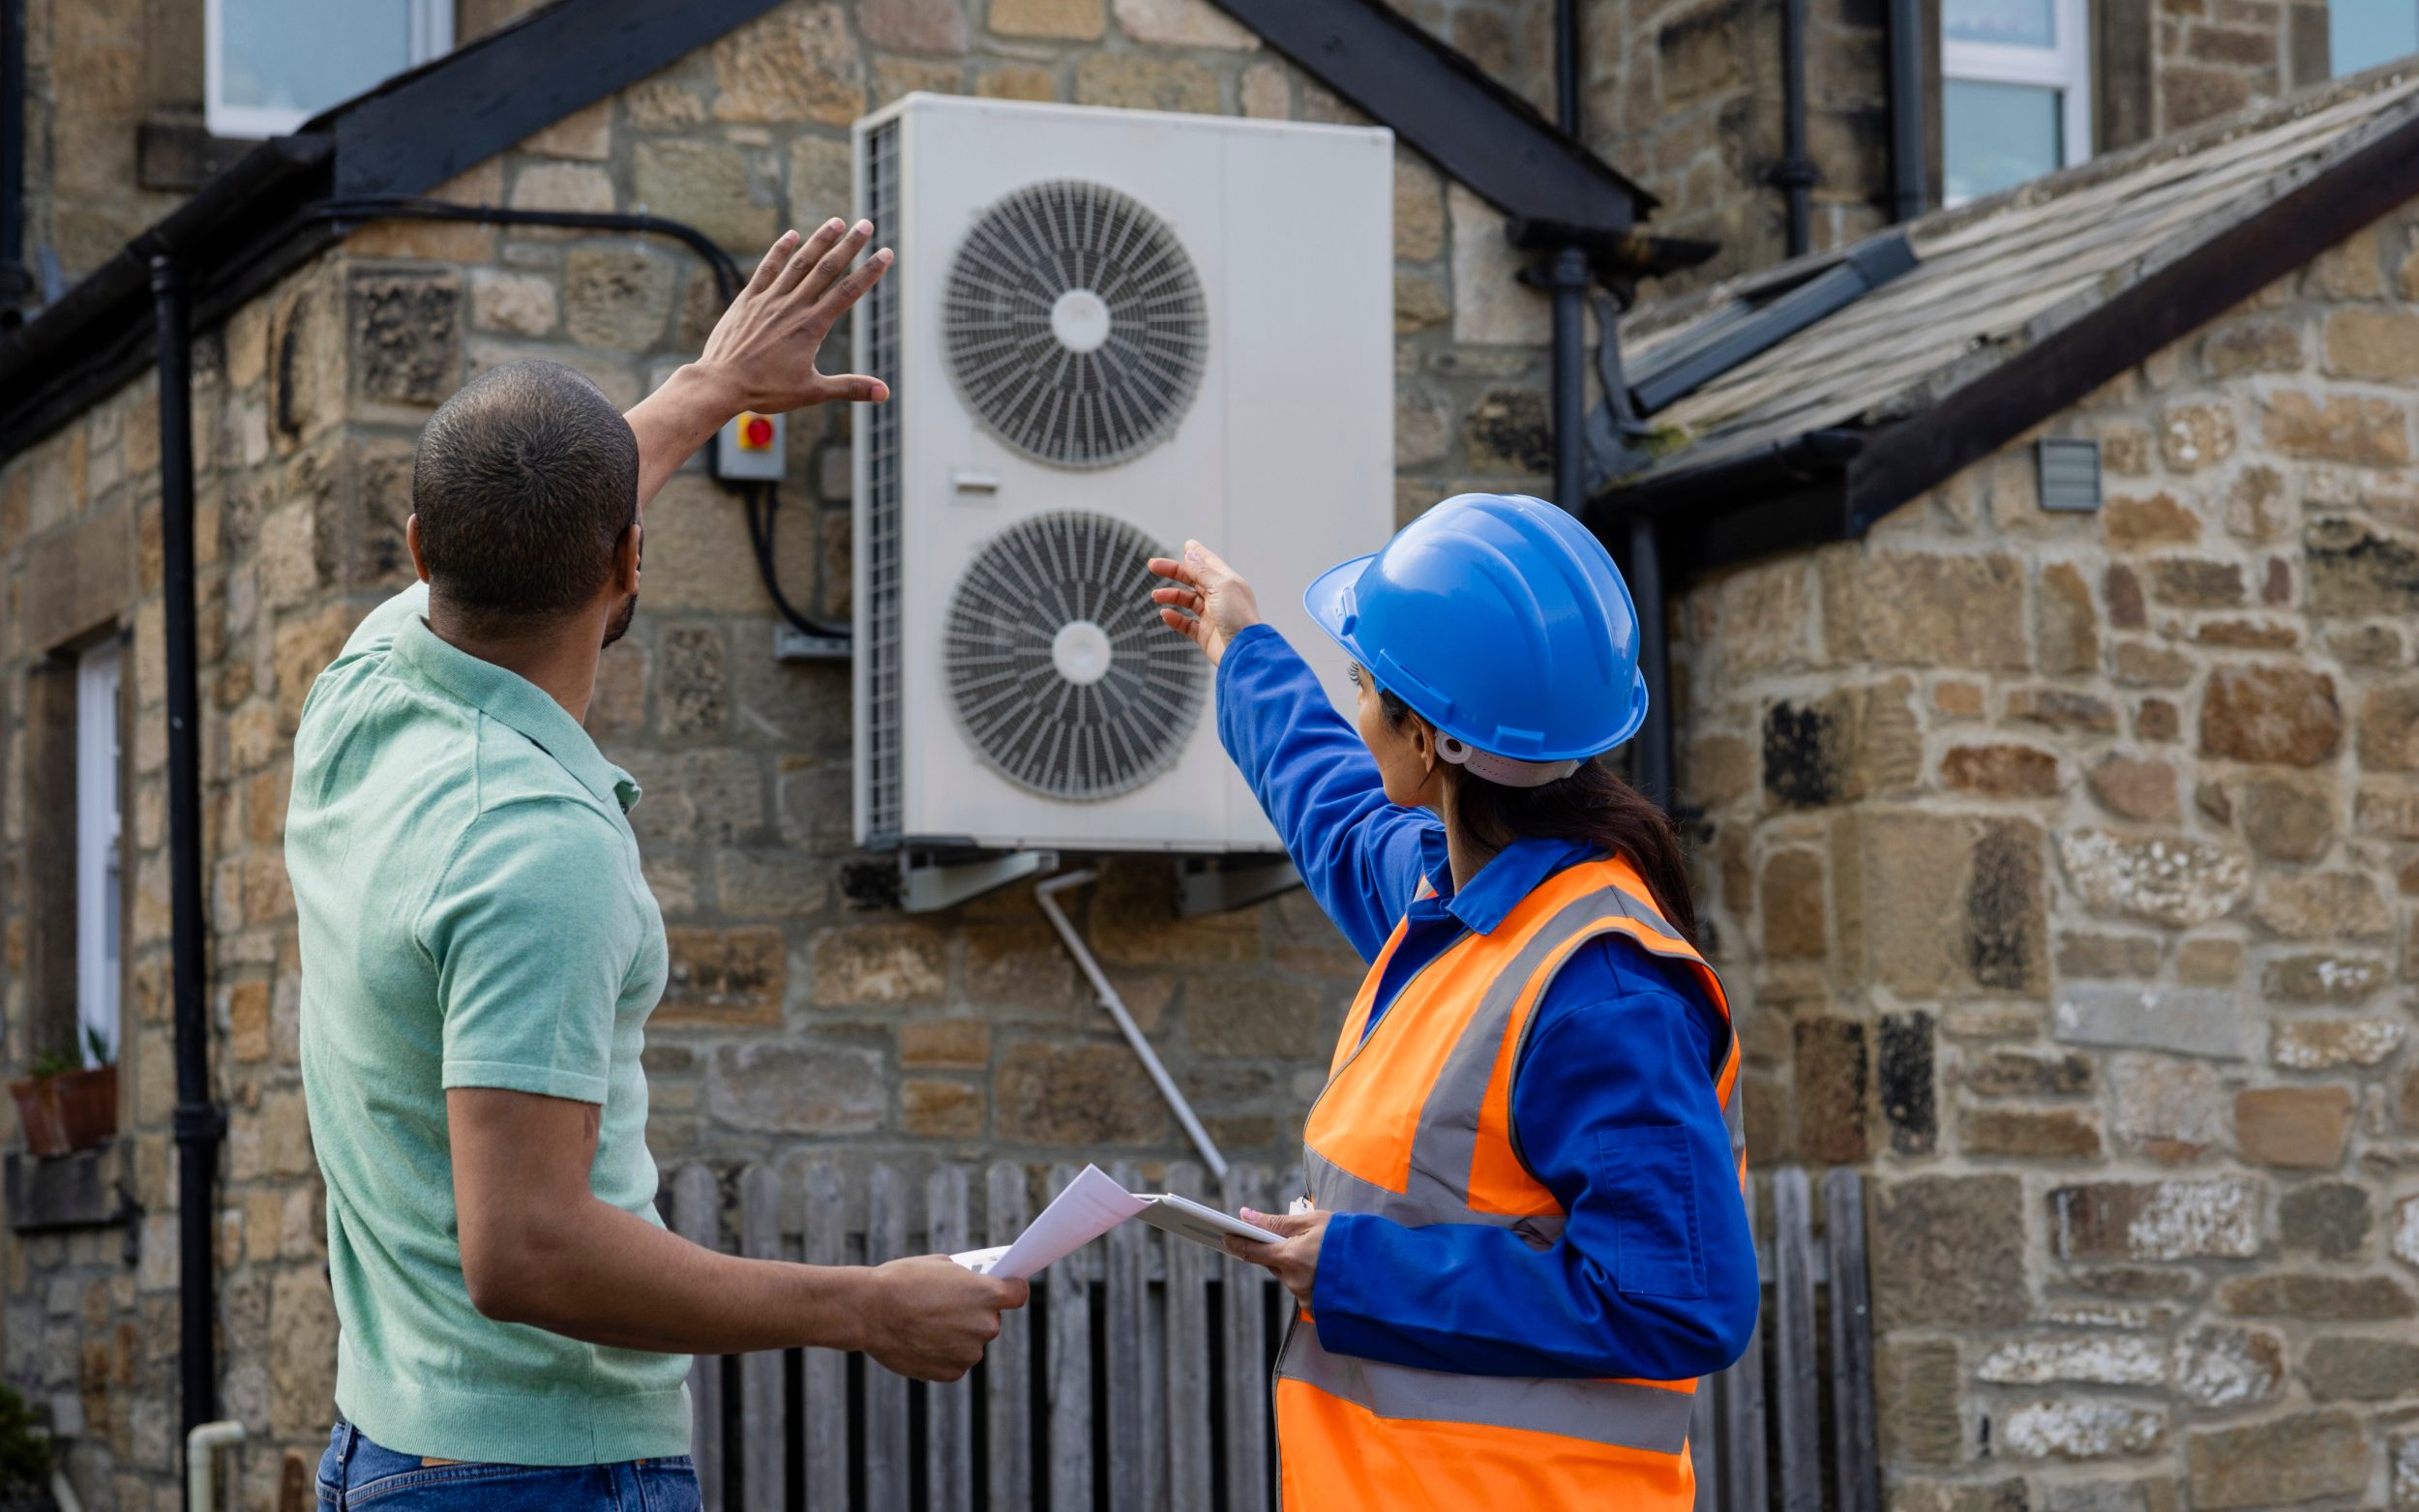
[1303,493,1648,764]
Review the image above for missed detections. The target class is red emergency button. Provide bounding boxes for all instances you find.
[740,413,776,451]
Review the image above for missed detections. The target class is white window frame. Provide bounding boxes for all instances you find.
[204,0,454,138]
[75,640,122,1069]
[1941,0,2095,200]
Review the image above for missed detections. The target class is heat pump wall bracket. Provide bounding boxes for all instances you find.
[901,848,1059,913]
[1176,855,1302,917]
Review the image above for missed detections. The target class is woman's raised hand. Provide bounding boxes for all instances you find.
[1148,540,1262,667]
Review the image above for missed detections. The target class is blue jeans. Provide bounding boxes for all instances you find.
[315,1423,701,1511]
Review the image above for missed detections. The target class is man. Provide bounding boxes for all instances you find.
[289,221,1024,1509]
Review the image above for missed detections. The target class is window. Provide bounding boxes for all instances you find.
[75,641,121,1068]
[205,0,452,138]
[1942,0,2093,204]
[2329,0,2419,75]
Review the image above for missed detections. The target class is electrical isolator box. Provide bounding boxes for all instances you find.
[714,410,787,481]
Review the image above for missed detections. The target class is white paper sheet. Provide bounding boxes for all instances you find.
[951,1163,1148,1280]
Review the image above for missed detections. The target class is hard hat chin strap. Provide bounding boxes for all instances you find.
[1437,734,1582,788]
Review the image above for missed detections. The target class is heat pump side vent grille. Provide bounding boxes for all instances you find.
[942,511,1205,800]
[941,180,1209,470]
[862,120,906,840]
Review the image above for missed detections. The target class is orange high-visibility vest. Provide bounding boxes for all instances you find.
[1273,855,1743,1511]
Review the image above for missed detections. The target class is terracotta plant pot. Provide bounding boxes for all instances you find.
[8,1078,67,1158]
[51,1064,116,1153]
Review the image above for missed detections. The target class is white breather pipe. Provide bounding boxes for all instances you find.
[186,1420,245,1512]
[1034,869,1229,1181]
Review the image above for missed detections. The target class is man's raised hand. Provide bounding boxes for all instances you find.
[696,220,895,415]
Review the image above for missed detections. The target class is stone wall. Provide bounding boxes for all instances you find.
[0,2,1570,1505]
[2147,0,2331,136]
[1674,205,2419,1507]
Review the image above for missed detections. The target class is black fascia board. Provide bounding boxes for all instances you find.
[1209,0,1654,232]
[0,0,791,460]
[1586,429,1862,575]
[1845,95,2419,535]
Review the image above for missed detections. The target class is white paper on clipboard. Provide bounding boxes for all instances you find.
[949,1167,1283,1279]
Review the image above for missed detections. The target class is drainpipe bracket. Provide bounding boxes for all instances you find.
[1765,158,1821,191]
[170,1102,227,1143]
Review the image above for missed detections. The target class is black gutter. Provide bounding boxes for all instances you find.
[1588,430,1865,578]
[1887,0,1928,221]
[152,252,218,1475]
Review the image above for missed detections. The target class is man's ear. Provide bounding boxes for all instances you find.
[615,520,642,592]
[405,515,432,584]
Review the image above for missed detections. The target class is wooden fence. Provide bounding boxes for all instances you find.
[659,1160,1875,1512]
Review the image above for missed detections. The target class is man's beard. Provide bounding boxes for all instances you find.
[602,592,637,648]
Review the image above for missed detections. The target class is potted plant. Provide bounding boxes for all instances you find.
[51,1027,117,1153]
[0,1383,57,1511]
[9,1027,117,1159]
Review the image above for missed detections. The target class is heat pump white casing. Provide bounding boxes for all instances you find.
[852,94,1394,854]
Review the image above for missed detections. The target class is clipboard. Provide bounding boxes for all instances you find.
[1132,1192,1283,1249]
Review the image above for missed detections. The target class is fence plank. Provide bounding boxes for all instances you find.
[738,1166,786,1512]
[1718,1188,1769,1512]
[1772,1169,1821,1512]
[670,1166,726,1511]
[801,1163,849,1512]
[927,1166,974,1512]
[1221,1165,1272,1512]
[1046,1164,1093,1512]
[1104,1161,1151,1512]
[866,1164,911,1512]
[1825,1170,1878,1512]
[1689,1378,1717,1512]
[1162,1163,1212,1512]
[987,1162,1034,1511]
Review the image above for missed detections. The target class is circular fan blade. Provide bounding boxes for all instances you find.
[941,180,1210,470]
[943,512,1207,800]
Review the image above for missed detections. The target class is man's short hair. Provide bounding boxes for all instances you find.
[412,360,640,623]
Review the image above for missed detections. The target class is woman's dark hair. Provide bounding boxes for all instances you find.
[1378,687,1701,947]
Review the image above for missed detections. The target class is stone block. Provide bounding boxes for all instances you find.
[1977,1335,2164,1386]
[1850,813,2045,998]
[1191,979,1323,1059]
[988,0,1104,37]
[1878,1011,1936,1155]
[1394,152,1446,262]
[707,1042,884,1133]
[715,848,827,916]
[961,922,1083,1010]
[1463,388,1550,475]
[1960,1050,2093,1098]
[2219,1271,2413,1319]
[900,1020,990,1068]
[863,0,970,51]
[995,1039,1168,1145]
[2397,1193,2419,1268]
[2054,931,2160,978]
[2105,1054,2225,1160]
[2233,1084,2351,1168]
[2323,306,2419,380]
[1112,0,1257,46]
[267,1267,338,1438]
[2158,400,2236,471]
[348,269,461,407]
[2241,774,2334,860]
[1961,1105,2102,1159]
[1940,743,2060,798]
[809,924,944,1006]
[1793,1018,1867,1163]
[2202,317,2305,376]
[1759,849,1826,959]
[1238,61,1286,118]
[2306,517,2419,616]
[2253,870,2390,938]
[2037,560,2098,673]
[2007,687,2119,733]
[1448,183,1547,345]
[2360,683,2419,771]
[1072,52,1218,113]
[2151,557,2243,608]
[634,139,778,252]
[1393,272,1448,334]
[1875,1339,1960,1466]
[2048,1177,2261,1260]
[712,7,864,124]
[2053,829,2248,929]
[1998,1399,2165,1460]
[2102,489,2200,548]
[901,1078,985,1138]
[2278,1181,2370,1260]
[2186,1411,2369,1508]
[468,269,557,338]
[509,162,614,215]
[1821,550,2028,669]
[1763,681,1920,807]
[658,624,727,738]
[1871,1173,2029,1330]
[656,927,787,1026]
[1888,1480,2029,1512]
[564,248,677,351]
[2261,951,2389,1004]
[2171,1324,2283,1409]
[523,98,612,160]
[2261,391,2410,465]
[2199,665,2342,765]
[22,500,129,652]
[2270,1017,2402,1069]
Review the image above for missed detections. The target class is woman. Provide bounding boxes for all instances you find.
[1147,493,1758,1511]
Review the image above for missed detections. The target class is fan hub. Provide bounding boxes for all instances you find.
[1050,288,1113,354]
[1051,619,1115,685]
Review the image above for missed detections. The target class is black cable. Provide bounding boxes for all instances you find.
[302,195,851,643]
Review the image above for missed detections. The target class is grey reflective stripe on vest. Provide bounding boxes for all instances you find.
[1277,1323,1698,1455]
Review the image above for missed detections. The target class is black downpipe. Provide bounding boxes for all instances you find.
[1887,0,1928,221]
[1627,519,1672,807]
[153,253,219,1472]
[1777,0,1814,256]
[0,0,26,304]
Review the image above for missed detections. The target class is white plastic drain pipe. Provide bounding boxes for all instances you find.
[186,1420,245,1512]
[1034,870,1228,1181]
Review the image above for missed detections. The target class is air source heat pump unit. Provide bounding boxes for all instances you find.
[851,94,1394,858]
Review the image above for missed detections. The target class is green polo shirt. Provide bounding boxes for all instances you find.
[288,581,688,1465]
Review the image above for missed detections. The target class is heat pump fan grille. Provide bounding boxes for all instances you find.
[943,512,1205,800]
[941,180,1208,469]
